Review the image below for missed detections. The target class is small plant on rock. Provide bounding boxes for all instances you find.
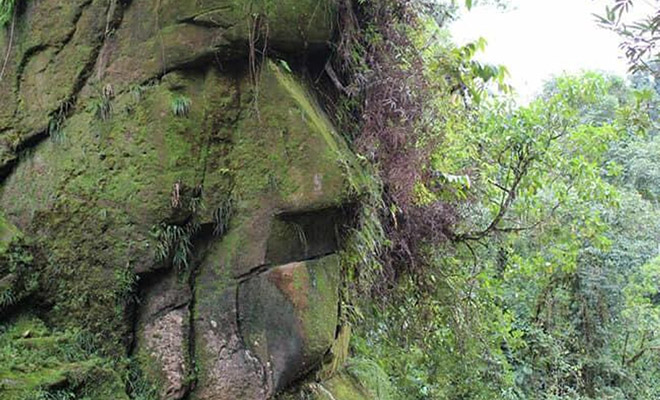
[212,196,233,236]
[48,101,72,142]
[154,182,204,273]
[171,95,191,117]
[114,264,138,308]
[0,287,15,308]
[129,83,147,102]
[155,223,195,272]
[88,84,114,121]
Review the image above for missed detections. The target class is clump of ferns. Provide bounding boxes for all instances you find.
[123,84,150,115]
[59,329,98,362]
[48,101,72,143]
[212,196,234,237]
[155,222,198,272]
[171,95,191,117]
[189,193,204,215]
[0,287,15,309]
[129,83,147,102]
[125,359,161,400]
[88,84,114,121]
[155,182,204,272]
[34,389,77,400]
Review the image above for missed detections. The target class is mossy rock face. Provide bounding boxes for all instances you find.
[191,63,355,399]
[216,62,351,279]
[99,0,335,89]
[0,0,335,175]
[239,256,340,392]
[0,68,236,354]
[277,373,376,400]
[134,271,193,400]
[0,0,113,175]
[0,0,356,398]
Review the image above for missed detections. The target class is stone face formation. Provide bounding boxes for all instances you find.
[0,1,368,398]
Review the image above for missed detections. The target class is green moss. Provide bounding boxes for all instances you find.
[232,62,345,203]
[7,0,110,146]
[0,68,240,357]
[231,61,350,207]
[216,62,356,277]
[344,358,393,400]
[131,347,166,399]
[280,372,375,400]
[0,212,19,254]
[298,256,340,358]
[318,324,351,381]
[314,373,374,400]
[0,315,128,400]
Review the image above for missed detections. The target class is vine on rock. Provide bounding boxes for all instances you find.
[333,0,458,289]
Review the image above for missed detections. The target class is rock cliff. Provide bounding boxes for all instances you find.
[0,1,372,398]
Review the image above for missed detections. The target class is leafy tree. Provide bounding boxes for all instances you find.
[353,70,660,399]
[597,0,660,75]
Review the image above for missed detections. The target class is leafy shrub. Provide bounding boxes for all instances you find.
[0,239,37,315]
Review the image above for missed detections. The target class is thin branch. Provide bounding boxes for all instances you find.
[626,346,660,366]
[455,152,534,241]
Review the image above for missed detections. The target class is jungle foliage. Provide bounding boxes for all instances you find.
[342,1,660,399]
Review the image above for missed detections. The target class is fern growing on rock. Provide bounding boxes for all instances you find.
[171,95,191,117]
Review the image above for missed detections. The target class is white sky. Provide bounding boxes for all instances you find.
[450,0,655,102]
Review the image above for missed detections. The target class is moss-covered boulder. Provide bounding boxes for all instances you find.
[134,272,193,400]
[0,0,361,398]
[277,372,377,400]
[191,62,354,399]
[239,256,340,392]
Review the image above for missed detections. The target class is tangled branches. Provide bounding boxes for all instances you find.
[333,0,457,285]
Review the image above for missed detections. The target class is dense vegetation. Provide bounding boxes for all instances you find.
[339,1,660,399]
[3,0,660,398]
